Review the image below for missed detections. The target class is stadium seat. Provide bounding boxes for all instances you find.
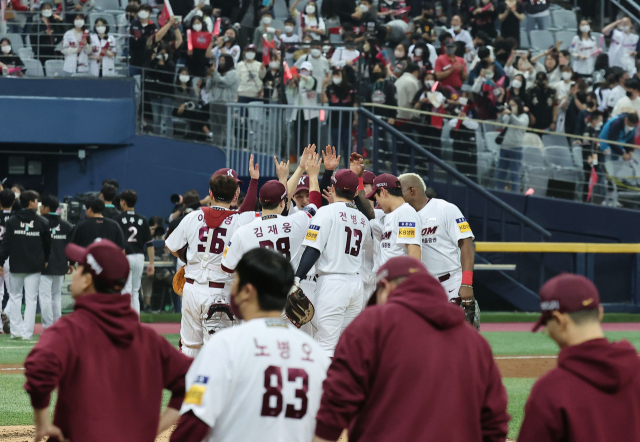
[529,30,555,51]
[545,145,581,182]
[522,145,546,168]
[89,12,117,29]
[18,47,33,60]
[484,131,500,155]
[270,19,285,32]
[571,145,583,168]
[23,58,44,77]
[552,9,578,31]
[519,28,530,49]
[441,122,453,152]
[94,0,121,11]
[44,59,65,77]
[555,31,575,51]
[522,166,550,196]
[0,33,24,52]
[542,133,569,148]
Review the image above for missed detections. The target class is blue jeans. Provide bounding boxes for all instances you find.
[525,13,551,33]
[495,147,523,192]
[151,97,174,136]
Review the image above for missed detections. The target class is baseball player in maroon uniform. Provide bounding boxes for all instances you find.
[24,240,191,442]
[518,274,640,442]
[314,256,509,442]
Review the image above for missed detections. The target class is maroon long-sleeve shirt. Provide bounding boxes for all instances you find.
[315,273,509,442]
[518,338,640,442]
[24,293,192,442]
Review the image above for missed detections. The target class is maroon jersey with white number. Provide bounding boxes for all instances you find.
[180,317,331,442]
[165,206,259,284]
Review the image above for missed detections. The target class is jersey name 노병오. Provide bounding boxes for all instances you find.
[302,202,372,275]
[418,198,474,276]
[377,203,421,265]
[112,211,152,255]
[165,207,259,284]
[181,318,331,442]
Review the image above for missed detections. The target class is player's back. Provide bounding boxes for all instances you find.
[379,202,420,263]
[70,217,124,249]
[185,318,331,442]
[112,211,151,255]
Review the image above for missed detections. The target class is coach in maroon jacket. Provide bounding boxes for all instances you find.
[518,273,640,442]
[313,256,509,442]
[24,240,192,442]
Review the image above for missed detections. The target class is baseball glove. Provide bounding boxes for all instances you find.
[450,297,481,330]
[285,277,315,329]
[173,265,186,297]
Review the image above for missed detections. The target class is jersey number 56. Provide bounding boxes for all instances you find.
[261,366,308,419]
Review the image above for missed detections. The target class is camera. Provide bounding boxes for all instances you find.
[170,194,183,204]
[185,101,196,110]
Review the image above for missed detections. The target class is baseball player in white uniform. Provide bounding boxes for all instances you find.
[365,173,422,265]
[294,169,372,356]
[170,248,330,442]
[398,173,478,327]
[165,162,260,357]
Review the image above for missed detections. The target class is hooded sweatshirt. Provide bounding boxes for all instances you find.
[24,293,192,442]
[0,208,51,273]
[315,273,510,442]
[518,338,640,442]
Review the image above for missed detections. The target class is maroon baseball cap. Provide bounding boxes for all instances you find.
[212,168,244,185]
[366,256,432,306]
[294,175,310,195]
[362,170,376,185]
[331,169,359,193]
[365,173,402,200]
[532,273,601,332]
[259,180,288,204]
[65,240,130,291]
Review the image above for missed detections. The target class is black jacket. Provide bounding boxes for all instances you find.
[69,217,125,250]
[0,209,51,274]
[42,214,73,276]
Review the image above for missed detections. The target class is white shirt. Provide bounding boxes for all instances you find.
[608,29,639,70]
[607,85,628,109]
[302,202,372,275]
[222,209,316,272]
[570,36,597,75]
[417,198,474,276]
[376,203,421,266]
[330,47,360,67]
[364,209,385,284]
[180,317,330,442]
[552,80,572,101]
[612,95,640,117]
[448,28,474,52]
[236,60,264,98]
[89,33,117,77]
[61,29,91,74]
[165,207,259,284]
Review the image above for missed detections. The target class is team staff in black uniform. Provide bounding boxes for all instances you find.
[112,190,154,315]
[100,184,120,219]
[69,198,125,249]
[0,191,51,340]
[39,195,73,329]
[0,189,15,335]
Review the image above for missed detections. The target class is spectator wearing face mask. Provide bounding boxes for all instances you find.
[411,71,452,158]
[321,68,357,160]
[363,61,398,123]
[288,61,320,149]
[350,0,377,25]
[295,39,330,93]
[562,79,589,137]
[253,11,277,61]
[290,0,326,41]
[448,0,473,28]
[467,46,504,84]
[211,27,241,66]
[508,74,527,102]
[237,44,266,102]
[495,97,529,192]
[575,92,598,136]
[185,17,211,79]
[435,37,468,90]
[174,67,206,137]
[448,15,473,53]
[390,43,410,78]
[532,48,561,85]
[574,110,604,201]
[552,65,575,102]
[471,62,506,120]
[148,43,177,136]
[523,0,550,34]
[599,112,638,161]
[61,14,92,75]
[89,19,117,77]
[607,70,630,111]
[570,21,598,78]
[0,38,25,77]
[330,32,360,68]
[263,51,283,101]
[207,53,239,145]
[408,39,437,71]
[505,53,536,90]
[129,7,176,72]
[528,71,558,131]
[412,2,437,44]
[603,17,639,71]
[119,3,139,36]
[276,17,300,67]
[612,78,640,117]
[184,4,214,32]
[31,3,65,64]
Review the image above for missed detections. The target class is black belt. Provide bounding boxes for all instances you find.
[185,278,225,289]
[438,273,451,283]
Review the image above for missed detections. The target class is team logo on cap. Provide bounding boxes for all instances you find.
[583,298,593,306]
[227,170,234,177]
[540,300,560,311]
[86,253,103,275]
[376,182,388,188]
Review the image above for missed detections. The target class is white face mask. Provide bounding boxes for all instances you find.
[561,71,572,80]
[42,9,53,17]
[262,16,272,25]
[594,121,603,130]
[96,25,106,34]
[332,77,342,85]
[322,45,331,53]
[310,48,321,57]
[179,74,190,83]
[359,4,369,12]
[580,25,590,33]
[512,79,522,89]
[414,48,423,56]
[192,23,202,31]
[300,69,310,76]
[305,5,315,14]
[452,25,461,32]
[458,96,468,105]
[394,50,405,59]
[245,51,255,60]
[1,45,11,54]
[137,10,149,19]
[424,79,434,88]
[74,20,85,28]
[284,25,294,33]
[484,71,494,79]
[621,25,631,32]
[269,61,279,69]
[626,125,636,133]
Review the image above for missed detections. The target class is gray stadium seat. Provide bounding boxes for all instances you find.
[571,145,583,168]
[552,9,578,31]
[44,59,65,77]
[555,31,575,51]
[89,12,117,30]
[529,30,555,51]
[270,19,285,32]
[545,145,581,182]
[94,0,121,11]
[520,28,530,49]
[522,166,550,196]
[0,33,24,52]
[523,146,546,167]
[24,59,44,77]
[542,133,569,148]
[18,47,33,60]
[484,131,500,155]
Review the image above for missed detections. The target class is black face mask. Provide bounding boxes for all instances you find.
[627,91,634,98]
[371,72,383,81]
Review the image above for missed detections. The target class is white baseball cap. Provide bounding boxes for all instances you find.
[300,61,313,72]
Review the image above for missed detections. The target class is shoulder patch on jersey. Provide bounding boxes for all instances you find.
[305,227,319,241]
[301,205,316,217]
[455,217,467,224]
[185,384,206,406]
[398,221,416,238]
[194,375,209,385]
[458,222,471,233]
[265,318,288,328]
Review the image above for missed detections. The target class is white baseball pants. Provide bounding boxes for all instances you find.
[39,275,64,328]
[9,273,41,339]
[123,254,144,315]
[1,260,11,315]
[314,274,364,357]
[439,270,463,301]
[180,280,234,358]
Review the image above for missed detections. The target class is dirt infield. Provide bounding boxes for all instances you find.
[495,356,557,378]
[0,425,175,442]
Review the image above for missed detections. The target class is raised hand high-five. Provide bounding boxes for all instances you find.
[322,145,341,171]
[249,154,260,180]
[349,152,364,177]
[273,156,290,185]
[305,152,322,178]
[299,144,317,170]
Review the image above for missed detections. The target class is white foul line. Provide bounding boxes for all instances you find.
[0,368,24,371]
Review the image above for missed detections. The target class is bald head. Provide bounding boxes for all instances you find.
[399,173,428,211]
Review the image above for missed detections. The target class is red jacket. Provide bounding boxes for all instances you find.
[315,273,509,442]
[24,293,192,442]
[518,338,640,442]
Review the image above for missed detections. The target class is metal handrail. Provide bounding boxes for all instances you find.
[358,107,553,239]
[602,0,640,29]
